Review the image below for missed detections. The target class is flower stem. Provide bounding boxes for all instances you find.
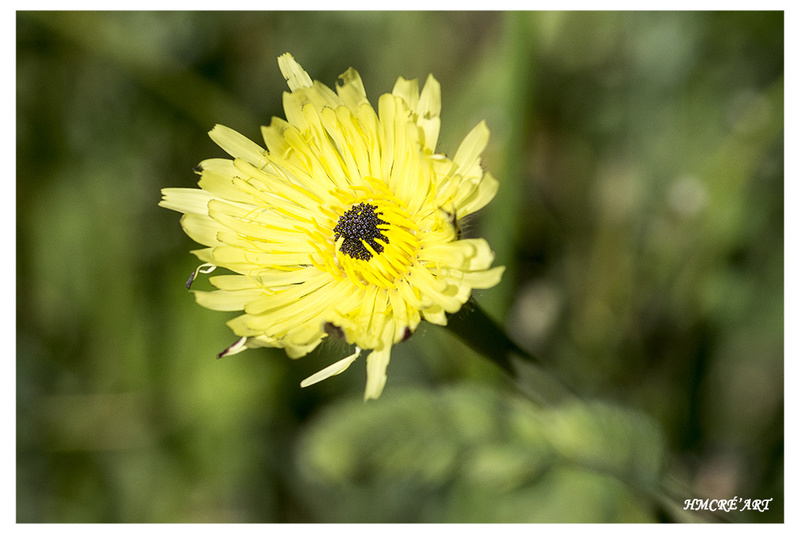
[445,299,579,406]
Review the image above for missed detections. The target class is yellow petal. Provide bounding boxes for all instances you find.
[420,238,494,271]
[208,274,260,291]
[284,339,323,359]
[462,266,505,289]
[457,172,499,216]
[284,325,326,356]
[337,67,369,110]
[300,349,361,388]
[409,266,462,313]
[260,117,293,156]
[159,188,212,215]
[364,346,391,400]
[462,238,497,271]
[180,213,224,247]
[197,159,254,204]
[226,314,267,338]
[210,270,315,291]
[278,52,313,91]
[194,288,265,311]
[392,76,419,112]
[209,124,265,166]
[453,121,490,178]
[417,74,441,152]
[190,247,215,264]
[422,305,447,326]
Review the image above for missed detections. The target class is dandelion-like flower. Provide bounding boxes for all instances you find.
[160,53,503,399]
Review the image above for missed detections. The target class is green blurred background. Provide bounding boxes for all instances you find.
[16,11,783,522]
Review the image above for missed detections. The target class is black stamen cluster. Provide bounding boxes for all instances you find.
[333,202,389,261]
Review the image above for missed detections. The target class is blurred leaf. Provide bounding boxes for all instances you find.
[22,11,256,130]
[538,401,665,487]
[293,385,666,522]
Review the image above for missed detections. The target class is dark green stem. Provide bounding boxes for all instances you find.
[445,299,579,406]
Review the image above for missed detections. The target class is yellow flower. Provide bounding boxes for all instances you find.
[160,53,503,400]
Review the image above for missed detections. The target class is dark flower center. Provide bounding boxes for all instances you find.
[334,202,389,261]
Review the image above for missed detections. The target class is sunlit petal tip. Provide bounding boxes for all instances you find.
[392,76,420,111]
[277,52,313,91]
[208,124,265,164]
[418,74,442,119]
[453,121,491,173]
[159,188,213,216]
[336,67,369,109]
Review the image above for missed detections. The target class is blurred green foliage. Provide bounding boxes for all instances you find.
[295,385,666,522]
[17,11,783,522]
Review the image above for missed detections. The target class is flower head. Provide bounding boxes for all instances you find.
[160,53,503,399]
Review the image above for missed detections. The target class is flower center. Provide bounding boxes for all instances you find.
[308,177,421,290]
[333,202,389,261]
